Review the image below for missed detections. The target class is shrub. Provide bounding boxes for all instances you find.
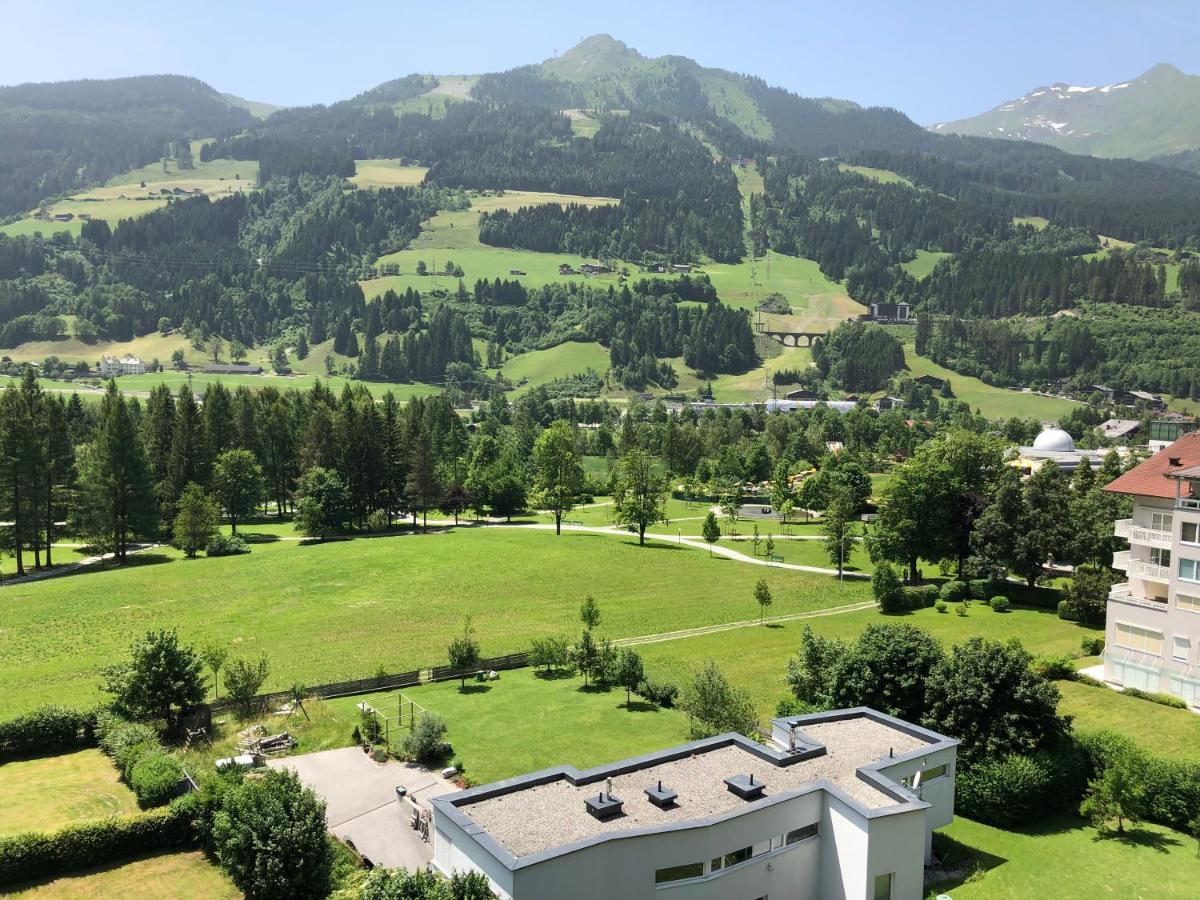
[935,601,947,613]
[957,743,1088,827]
[366,508,390,532]
[212,769,332,900]
[872,563,905,614]
[1122,687,1189,709]
[0,707,96,761]
[939,580,968,602]
[967,579,994,600]
[403,713,451,765]
[990,596,1010,613]
[0,807,191,887]
[224,654,270,708]
[1034,654,1077,681]
[129,749,185,808]
[1081,636,1105,656]
[954,603,967,617]
[1057,599,1078,621]
[1075,672,1105,688]
[637,677,679,708]
[206,533,249,557]
[96,714,160,777]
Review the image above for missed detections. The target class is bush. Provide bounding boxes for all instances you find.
[1034,654,1077,681]
[0,807,191,886]
[96,714,159,777]
[954,603,967,617]
[935,601,947,613]
[967,579,994,600]
[1057,599,1077,621]
[939,580,968,602]
[1075,672,1104,688]
[1076,729,1200,831]
[0,707,96,761]
[403,713,451,765]
[1081,636,1105,656]
[1122,687,1189,709]
[637,677,679,708]
[366,508,390,532]
[206,533,249,557]
[957,744,1087,827]
[872,563,905,614]
[901,585,939,610]
[990,596,1010,613]
[129,749,185,808]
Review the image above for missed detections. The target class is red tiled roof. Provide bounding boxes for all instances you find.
[1105,432,1200,498]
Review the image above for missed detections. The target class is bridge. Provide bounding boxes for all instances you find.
[757,328,825,348]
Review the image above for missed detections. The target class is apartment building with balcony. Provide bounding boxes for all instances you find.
[430,708,957,900]
[1104,432,1200,707]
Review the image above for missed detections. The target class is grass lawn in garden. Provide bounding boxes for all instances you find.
[0,527,868,718]
[329,668,691,785]
[931,814,1199,900]
[4,851,239,899]
[1057,679,1200,760]
[0,749,138,837]
[902,344,1079,420]
[639,603,1096,719]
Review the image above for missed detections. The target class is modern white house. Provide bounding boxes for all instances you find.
[97,355,146,377]
[430,708,958,900]
[1104,431,1200,707]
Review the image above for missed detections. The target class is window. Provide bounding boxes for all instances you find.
[1174,636,1191,663]
[1114,622,1163,655]
[1152,512,1174,533]
[654,863,703,884]
[1177,593,1200,612]
[1182,521,1199,544]
[723,847,752,868]
[873,873,894,900]
[1180,558,1200,582]
[785,824,819,845]
[922,764,948,781]
[1150,547,1172,567]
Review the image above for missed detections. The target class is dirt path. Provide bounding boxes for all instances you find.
[614,600,877,647]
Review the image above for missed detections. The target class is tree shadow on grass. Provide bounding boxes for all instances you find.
[237,532,280,544]
[764,622,785,629]
[622,700,659,713]
[925,830,1007,895]
[457,684,492,695]
[31,551,174,583]
[620,540,686,551]
[1092,826,1182,854]
[533,669,576,681]
[578,683,613,695]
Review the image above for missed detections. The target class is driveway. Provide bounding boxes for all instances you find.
[268,746,457,869]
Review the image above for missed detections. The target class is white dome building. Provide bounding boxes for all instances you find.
[1031,428,1076,453]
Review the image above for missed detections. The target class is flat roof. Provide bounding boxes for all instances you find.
[437,710,953,862]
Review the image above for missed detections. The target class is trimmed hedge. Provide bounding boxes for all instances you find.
[95,712,180,808]
[939,580,968,602]
[956,742,1087,828]
[129,750,185,808]
[0,707,96,761]
[0,806,192,887]
[1121,687,1189,709]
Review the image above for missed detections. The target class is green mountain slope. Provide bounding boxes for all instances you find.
[931,63,1200,166]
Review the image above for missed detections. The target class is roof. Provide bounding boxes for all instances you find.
[433,709,955,864]
[1097,419,1141,438]
[1106,432,1200,498]
[1032,427,1076,452]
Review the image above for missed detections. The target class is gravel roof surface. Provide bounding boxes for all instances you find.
[461,716,931,858]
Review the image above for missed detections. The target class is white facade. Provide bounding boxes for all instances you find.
[1105,447,1200,707]
[98,355,146,377]
[430,709,957,900]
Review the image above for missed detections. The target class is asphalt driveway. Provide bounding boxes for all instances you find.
[268,746,457,869]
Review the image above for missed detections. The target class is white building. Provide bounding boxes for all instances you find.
[430,708,958,900]
[1013,427,1113,475]
[1104,432,1200,707]
[98,355,146,377]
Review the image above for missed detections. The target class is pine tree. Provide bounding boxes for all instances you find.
[166,385,209,515]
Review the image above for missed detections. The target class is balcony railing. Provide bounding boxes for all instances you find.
[1108,583,1168,612]
[1112,550,1130,572]
[1129,560,1171,582]
[1114,518,1131,539]
[1129,525,1173,547]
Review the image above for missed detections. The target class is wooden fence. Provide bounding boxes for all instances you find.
[201,652,530,719]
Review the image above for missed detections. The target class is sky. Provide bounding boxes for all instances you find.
[2,0,1198,123]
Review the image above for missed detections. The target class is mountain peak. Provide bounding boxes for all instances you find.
[543,34,644,81]
[1141,62,1185,80]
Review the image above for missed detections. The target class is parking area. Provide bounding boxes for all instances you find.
[268,746,458,869]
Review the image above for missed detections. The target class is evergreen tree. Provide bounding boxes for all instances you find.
[166,385,209,515]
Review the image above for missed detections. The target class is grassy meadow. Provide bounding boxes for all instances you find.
[0,527,869,718]
[837,164,914,187]
[899,249,950,279]
[3,851,239,899]
[349,160,429,189]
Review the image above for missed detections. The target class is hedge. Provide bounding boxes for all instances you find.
[129,750,185,808]
[1076,729,1200,831]
[0,707,97,761]
[0,806,192,887]
[956,741,1087,828]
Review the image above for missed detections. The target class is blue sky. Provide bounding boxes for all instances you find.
[2,0,1197,123]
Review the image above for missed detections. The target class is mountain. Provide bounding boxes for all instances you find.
[931,63,1200,168]
[0,74,255,216]
[220,91,281,119]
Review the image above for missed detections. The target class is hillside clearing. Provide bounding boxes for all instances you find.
[349,159,429,188]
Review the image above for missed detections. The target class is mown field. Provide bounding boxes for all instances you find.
[0,528,868,718]
[348,159,429,189]
[4,851,239,899]
[0,749,138,838]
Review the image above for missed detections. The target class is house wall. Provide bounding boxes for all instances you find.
[1106,494,1200,707]
[433,815,515,899]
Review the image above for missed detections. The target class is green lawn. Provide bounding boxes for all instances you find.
[329,668,691,785]
[348,159,429,189]
[838,164,914,187]
[932,814,1199,900]
[903,345,1079,419]
[899,249,950,279]
[4,851,239,899]
[0,528,868,718]
[0,749,138,837]
[499,341,611,395]
[1058,680,1200,761]
[639,603,1096,718]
